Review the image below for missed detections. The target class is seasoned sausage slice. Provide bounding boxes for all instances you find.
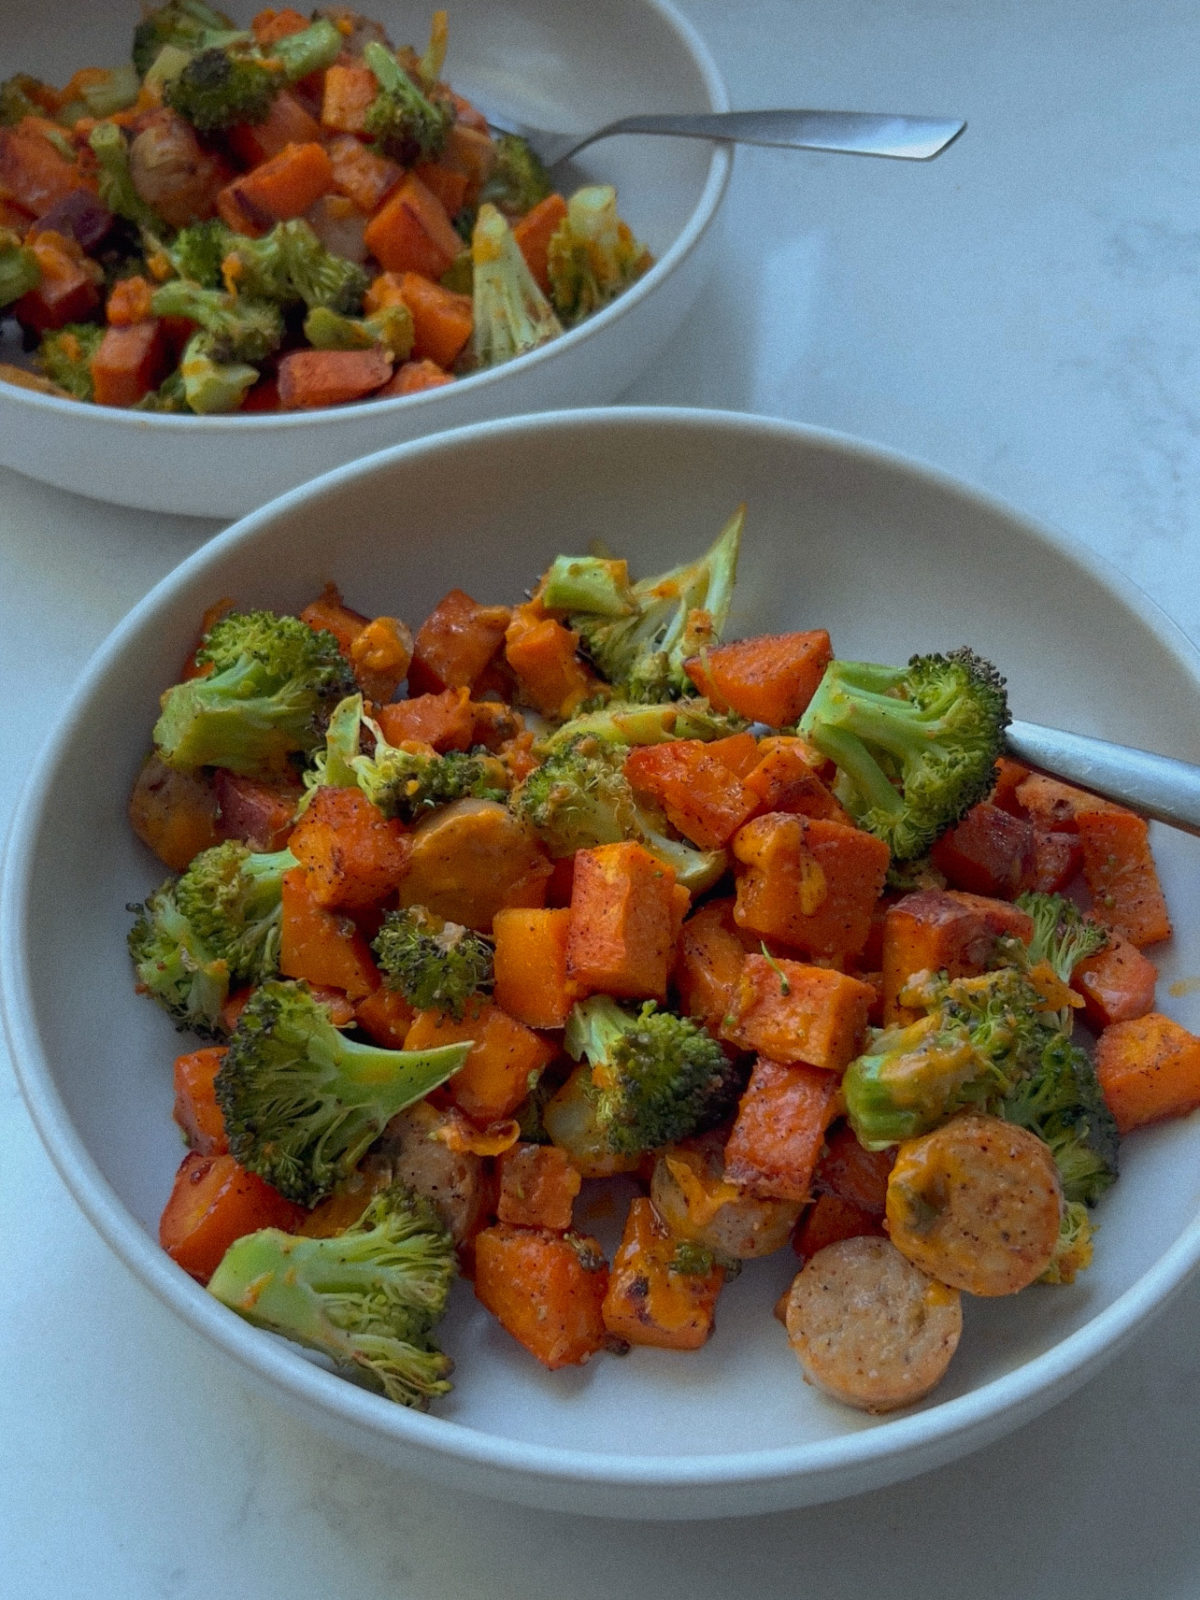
[784,1234,963,1412]
[885,1112,1063,1296]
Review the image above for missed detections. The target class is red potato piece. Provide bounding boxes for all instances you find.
[885,1114,1063,1296]
[783,1235,963,1413]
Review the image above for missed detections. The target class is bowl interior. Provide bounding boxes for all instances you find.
[0,2,729,516]
[7,409,1200,1513]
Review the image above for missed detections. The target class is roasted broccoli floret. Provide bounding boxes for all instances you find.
[152,608,357,776]
[207,1181,457,1408]
[560,993,743,1157]
[1,72,55,126]
[345,709,510,821]
[536,694,746,755]
[538,508,743,704]
[303,302,414,360]
[175,332,260,413]
[1016,890,1109,984]
[0,229,40,309]
[477,132,553,218]
[167,218,233,287]
[512,735,727,893]
[215,979,474,1204]
[546,183,652,324]
[469,201,563,368]
[87,121,168,238]
[34,323,104,400]
[128,841,296,1034]
[373,906,494,1019]
[843,966,1051,1149]
[798,647,1010,862]
[225,218,370,315]
[163,19,341,133]
[361,38,453,166]
[995,1027,1120,1206]
[163,43,276,131]
[1043,1199,1096,1285]
[151,278,284,362]
[131,0,244,79]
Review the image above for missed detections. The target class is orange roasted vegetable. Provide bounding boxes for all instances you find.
[601,1196,725,1351]
[473,1224,610,1370]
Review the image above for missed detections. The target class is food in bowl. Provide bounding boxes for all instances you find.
[0,1,651,413]
[122,504,1200,1415]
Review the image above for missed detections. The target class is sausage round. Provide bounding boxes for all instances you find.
[784,1234,963,1412]
[885,1112,1063,1296]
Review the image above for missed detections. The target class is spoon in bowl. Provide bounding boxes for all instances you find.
[479,106,967,167]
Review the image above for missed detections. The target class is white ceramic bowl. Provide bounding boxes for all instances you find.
[0,1,728,518]
[5,408,1200,1520]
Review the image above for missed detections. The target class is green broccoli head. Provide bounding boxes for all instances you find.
[176,332,260,413]
[350,735,510,823]
[128,880,231,1037]
[546,183,652,324]
[163,43,278,132]
[538,507,743,703]
[173,840,296,985]
[227,219,370,315]
[512,736,727,893]
[150,278,284,363]
[995,1027,1120,1206]
[361,40,454,166]
[372,906,494,1019]
[0,230,41,310]
[128,841,297,1034]
[843,966,1051,1149]
[152,608,357,777]
[535,695,747,756]
[207,1181,457,1408]
[303,302,415,361]
[131,0,244,78]
[34,323,104,400]
[1015,890,1109,984]
[563,993,744,1157]
[469,202,563,369]
[798,647,1011,862]
[477,133,553,218]
[215,979,474,1205]
[167,219,235,288]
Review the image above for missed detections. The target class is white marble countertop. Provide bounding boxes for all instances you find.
[4,0,1200,1593]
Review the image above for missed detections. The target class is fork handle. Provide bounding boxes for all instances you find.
[579,109,965,162]
[1006,720,1200,837]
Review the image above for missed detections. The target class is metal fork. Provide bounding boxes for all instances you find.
[479,106,967,167]
[1006,722,1200,838]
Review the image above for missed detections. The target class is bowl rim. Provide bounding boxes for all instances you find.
[0,0,732,438]
[5,404,1200,1499]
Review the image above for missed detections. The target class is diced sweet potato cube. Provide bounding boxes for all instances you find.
[496,1142,582,1231]
[601,1196,724,1350]
[672,897,752,1037]
[880,887,1034,1023]
[723,1057,841,1202]
[492,906,577,1029]
[928,800,1037,898]
[473,1224,609,1370]
[408,587,511,696]
[403,1000,556,1124]
[742,736,850,823]
[566,841,690,1002]
[1076,808,1172,948]
[684,630,833,726]
[287,785,410,911]
[1071,932,1158,1029]
[721,954,874,1073]
[1095,1012,1200,1133]
[623,739,759,849]
[731,812,890,959]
